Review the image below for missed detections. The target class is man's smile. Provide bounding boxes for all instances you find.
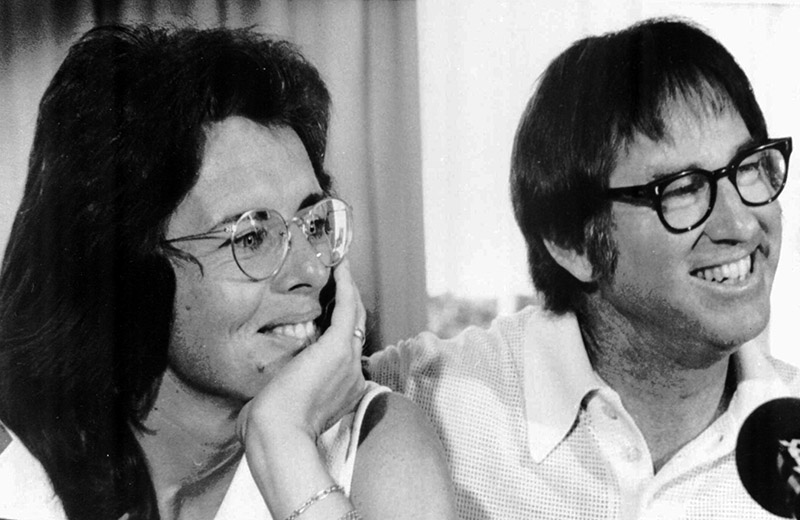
[691,252,754,284]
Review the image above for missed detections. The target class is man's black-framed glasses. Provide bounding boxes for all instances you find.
[605,137,792,233]
[166,197,353,281]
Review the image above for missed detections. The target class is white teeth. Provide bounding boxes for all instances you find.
[270,320,317,343]
[693,255,752,283]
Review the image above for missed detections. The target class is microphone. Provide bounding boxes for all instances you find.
[736,398,800,518]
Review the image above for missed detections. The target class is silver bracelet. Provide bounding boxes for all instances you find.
[337,511,363,520]
[284,484,345,520]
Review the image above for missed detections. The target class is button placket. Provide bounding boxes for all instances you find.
[586,390,654,519]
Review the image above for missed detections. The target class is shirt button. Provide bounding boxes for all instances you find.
[602,404,618,420]
[624,445,642,462]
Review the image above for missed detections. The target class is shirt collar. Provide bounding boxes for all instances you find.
[522,310,791,464]
[726,338,792,428]
[523,308,603,463]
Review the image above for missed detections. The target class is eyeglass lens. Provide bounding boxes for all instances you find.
[660,147,787,230]
[231,210,289,280]
[231,199,351,280]
[299,200,352,267]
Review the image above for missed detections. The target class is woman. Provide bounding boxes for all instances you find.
[0,25,455,520]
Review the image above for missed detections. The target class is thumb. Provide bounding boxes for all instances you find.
[236,400,254,443]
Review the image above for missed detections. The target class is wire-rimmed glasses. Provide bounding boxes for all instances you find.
[606,137,792,233]
[166,197,353,281]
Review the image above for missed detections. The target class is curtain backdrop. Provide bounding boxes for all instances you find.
[0,0,427,348]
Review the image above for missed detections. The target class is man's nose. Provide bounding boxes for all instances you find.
[702,178,760,242]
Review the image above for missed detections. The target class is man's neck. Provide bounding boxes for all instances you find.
[135,369,243,519]
[579,301,738,473]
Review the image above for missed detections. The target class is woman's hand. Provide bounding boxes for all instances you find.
[237,258,367,444]
[236,259,367,520]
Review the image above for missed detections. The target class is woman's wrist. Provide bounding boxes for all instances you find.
[245,431,353,520]
[282,484,353,520]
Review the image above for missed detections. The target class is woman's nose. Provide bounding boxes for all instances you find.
[271,225,330,293]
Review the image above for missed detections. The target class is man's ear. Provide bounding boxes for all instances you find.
[543,239,595,283]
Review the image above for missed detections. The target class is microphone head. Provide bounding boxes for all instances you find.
[736,397,800,518]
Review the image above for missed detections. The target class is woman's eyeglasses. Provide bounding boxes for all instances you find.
[166,197,353,281]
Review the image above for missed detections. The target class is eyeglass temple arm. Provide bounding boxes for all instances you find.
[164,228,231,244]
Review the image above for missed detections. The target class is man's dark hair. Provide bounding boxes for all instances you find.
[0,24,332,519]
[510,18,767,314]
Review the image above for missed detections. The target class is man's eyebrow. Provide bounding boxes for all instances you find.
[649,136,761,182]
[734,136,759,156]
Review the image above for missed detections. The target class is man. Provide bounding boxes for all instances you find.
[369,17,796,519]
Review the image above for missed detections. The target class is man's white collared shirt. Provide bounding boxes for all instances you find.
[369,305,800,519]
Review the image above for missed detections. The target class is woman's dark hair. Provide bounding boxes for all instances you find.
[0,24,332,519]
[510,17,767,314]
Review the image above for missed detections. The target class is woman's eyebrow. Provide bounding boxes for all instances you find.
[297,191,326,211]
[207,213,240,233]
[209,191,328,231]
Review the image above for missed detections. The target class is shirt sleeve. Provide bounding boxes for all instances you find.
[366,333,442,394]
